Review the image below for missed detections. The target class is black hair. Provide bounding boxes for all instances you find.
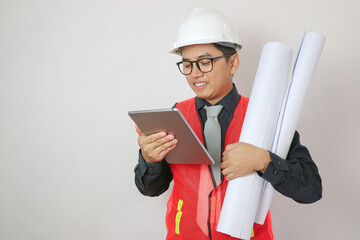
[213,43,237,62]
[178,43,237,61]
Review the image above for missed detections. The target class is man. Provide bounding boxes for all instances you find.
[134,7,322,240]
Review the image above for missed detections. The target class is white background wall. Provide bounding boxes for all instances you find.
[0,0,359,239]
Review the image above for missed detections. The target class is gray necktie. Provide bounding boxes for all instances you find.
[204,105,223,185]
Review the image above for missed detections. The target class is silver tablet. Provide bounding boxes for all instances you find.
[128,108,214,165]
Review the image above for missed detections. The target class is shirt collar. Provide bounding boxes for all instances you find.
[195,83,241,114]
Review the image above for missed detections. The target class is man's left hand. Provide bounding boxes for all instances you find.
[220,142,271,181]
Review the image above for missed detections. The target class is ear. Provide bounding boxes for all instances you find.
[230,53,240,75]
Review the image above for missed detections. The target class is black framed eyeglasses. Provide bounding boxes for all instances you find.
[176,54,231,75]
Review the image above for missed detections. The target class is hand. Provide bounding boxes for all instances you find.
[220,142,271,181]
[135,125,178,163]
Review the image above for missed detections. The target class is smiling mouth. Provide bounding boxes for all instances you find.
[195,82,207,87]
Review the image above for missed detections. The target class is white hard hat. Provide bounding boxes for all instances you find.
[170,7,242,55]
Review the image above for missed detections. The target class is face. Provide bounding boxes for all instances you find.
[181,44,239,105]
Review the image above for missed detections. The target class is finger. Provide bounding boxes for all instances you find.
[142,134,176,157]
[161,138,178,149]
[223,143,237,155]
[225,142,236,150]
[226,170,243,181]
[139,133,166,153]
[158,142,176,159]
[221,167,231,176]
[158,142,177,159]
[135,124,144,136]
[147,132,168,144]
[149,134,176,150]
[221,152,230,162]
[220,159,230,169]
[152,138,177,157]
[140,132,167,149]
[142,140,175,163]
[226,173,235,181]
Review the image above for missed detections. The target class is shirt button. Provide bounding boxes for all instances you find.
[301,175,304,180]
[273,169,278,175]
[277,160,281,166]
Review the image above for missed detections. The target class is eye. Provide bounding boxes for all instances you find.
[199,59,211,66]
[183,62,192,68]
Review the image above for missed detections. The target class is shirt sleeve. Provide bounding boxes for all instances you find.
[260,131,322,203]
[134,149,173,197]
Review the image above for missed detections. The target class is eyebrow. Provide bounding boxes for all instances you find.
[182,53,213,61]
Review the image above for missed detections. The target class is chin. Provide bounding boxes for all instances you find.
[195,92,209,100]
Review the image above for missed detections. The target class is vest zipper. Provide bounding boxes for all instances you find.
[207,101,237,237]
[208,191,213,240]
[207,180,225,239]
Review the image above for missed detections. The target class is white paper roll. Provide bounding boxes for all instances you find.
[255,32,326,225]
[217,42,293,239]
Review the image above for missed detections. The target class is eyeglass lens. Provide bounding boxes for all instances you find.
[179,58,213,75]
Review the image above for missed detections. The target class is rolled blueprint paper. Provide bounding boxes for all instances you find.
[217,42,293,240]
[255,32,326,225]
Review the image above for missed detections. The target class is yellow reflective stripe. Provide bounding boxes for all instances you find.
[251,228,255,238]
[175,199,183,235]
[177,199,183,210]
[175,212,182,234]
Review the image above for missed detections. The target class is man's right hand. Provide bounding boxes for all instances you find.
[135,125,178,163]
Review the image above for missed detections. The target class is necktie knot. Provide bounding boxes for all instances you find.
[204,105,223,118]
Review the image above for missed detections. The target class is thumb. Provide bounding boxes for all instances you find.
[135,124,144,136]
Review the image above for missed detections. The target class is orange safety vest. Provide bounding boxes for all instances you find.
[165,97,273,240]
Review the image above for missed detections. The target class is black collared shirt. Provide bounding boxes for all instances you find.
[134,85,322,203]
